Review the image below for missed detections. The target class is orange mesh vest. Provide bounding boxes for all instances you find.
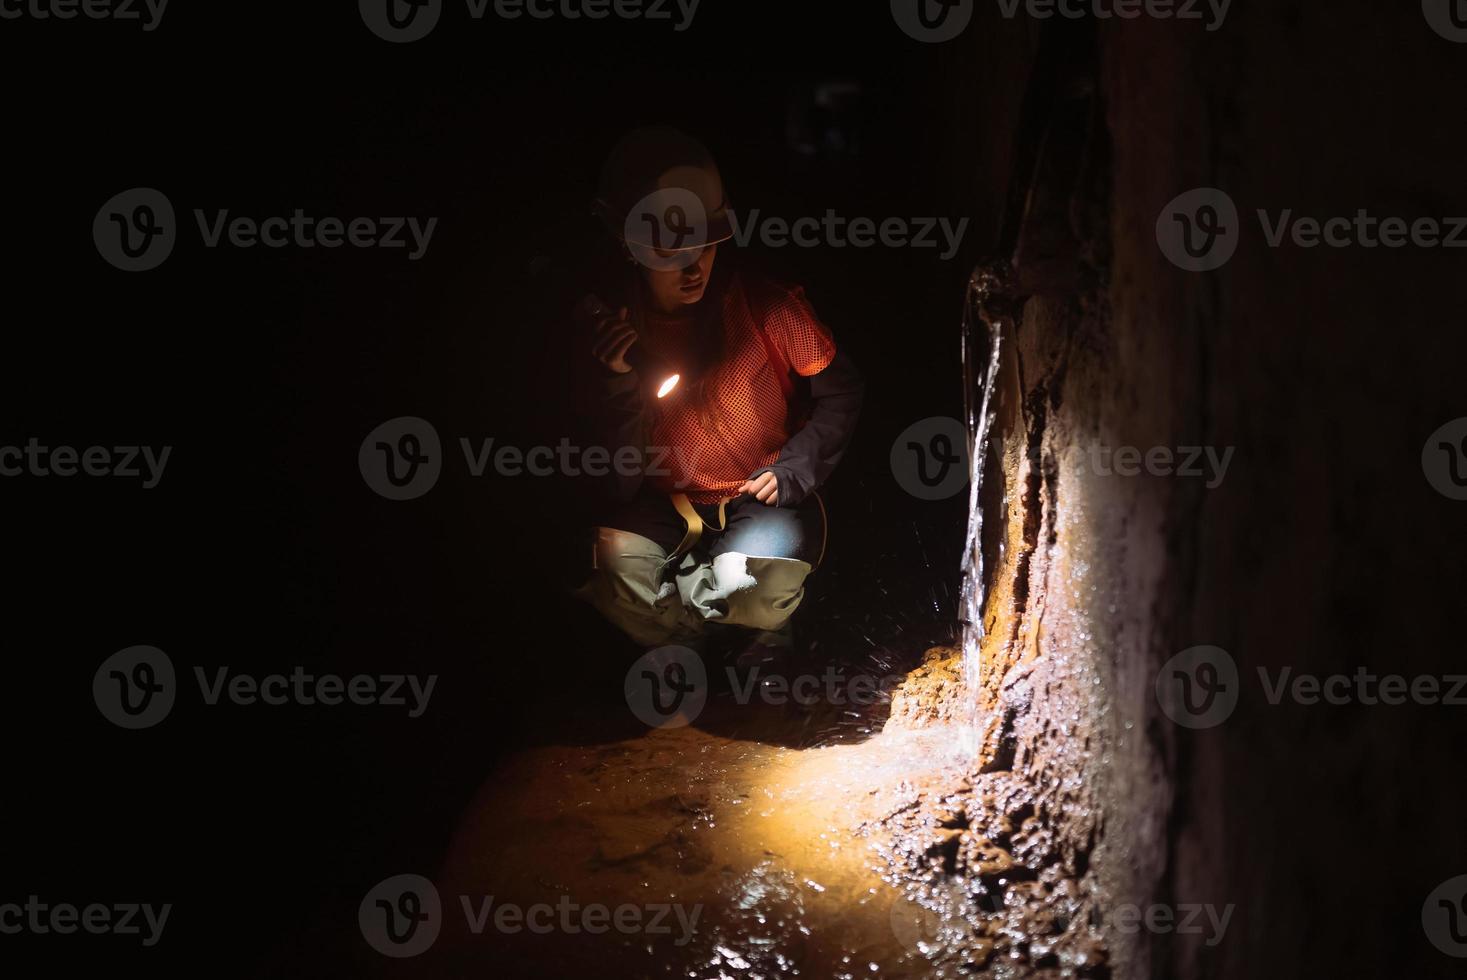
[639,273,835,504]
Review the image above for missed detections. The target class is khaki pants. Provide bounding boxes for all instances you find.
[575,491,824,648]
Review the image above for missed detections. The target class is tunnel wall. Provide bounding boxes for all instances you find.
[947,3,1467,978]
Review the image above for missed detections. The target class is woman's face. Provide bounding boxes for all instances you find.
[641,243,718,312]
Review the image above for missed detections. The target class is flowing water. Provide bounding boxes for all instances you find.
[957,265,1010,756]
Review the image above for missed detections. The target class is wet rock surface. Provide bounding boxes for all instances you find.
[875,650,1112,979]
[371,638,1112,980]
[408,706,979,979]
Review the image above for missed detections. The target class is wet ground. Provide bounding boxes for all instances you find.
[365,650,1108,979]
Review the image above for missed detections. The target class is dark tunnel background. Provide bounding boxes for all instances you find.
[1,1,1465,977]
[4,4,979,975]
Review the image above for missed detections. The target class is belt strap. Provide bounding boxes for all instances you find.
[668,491,829,568]
[667,492,730,565]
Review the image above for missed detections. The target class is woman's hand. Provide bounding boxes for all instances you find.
[740,471,779,506]
[590,305,637,374]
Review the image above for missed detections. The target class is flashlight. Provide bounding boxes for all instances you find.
[581,294,681,399]
[625,345,682,399]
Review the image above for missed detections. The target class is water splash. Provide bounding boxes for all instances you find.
[957,262,1017,755]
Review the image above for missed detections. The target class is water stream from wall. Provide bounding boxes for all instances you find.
[957,263,1010,756]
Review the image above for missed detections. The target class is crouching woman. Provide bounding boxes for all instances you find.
[574,127,863,653]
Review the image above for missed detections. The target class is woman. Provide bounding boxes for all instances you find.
[575,127,863,656]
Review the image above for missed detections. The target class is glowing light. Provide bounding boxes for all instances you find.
[656,373,681,399]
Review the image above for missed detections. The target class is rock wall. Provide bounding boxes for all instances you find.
[946,4,1467,978]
